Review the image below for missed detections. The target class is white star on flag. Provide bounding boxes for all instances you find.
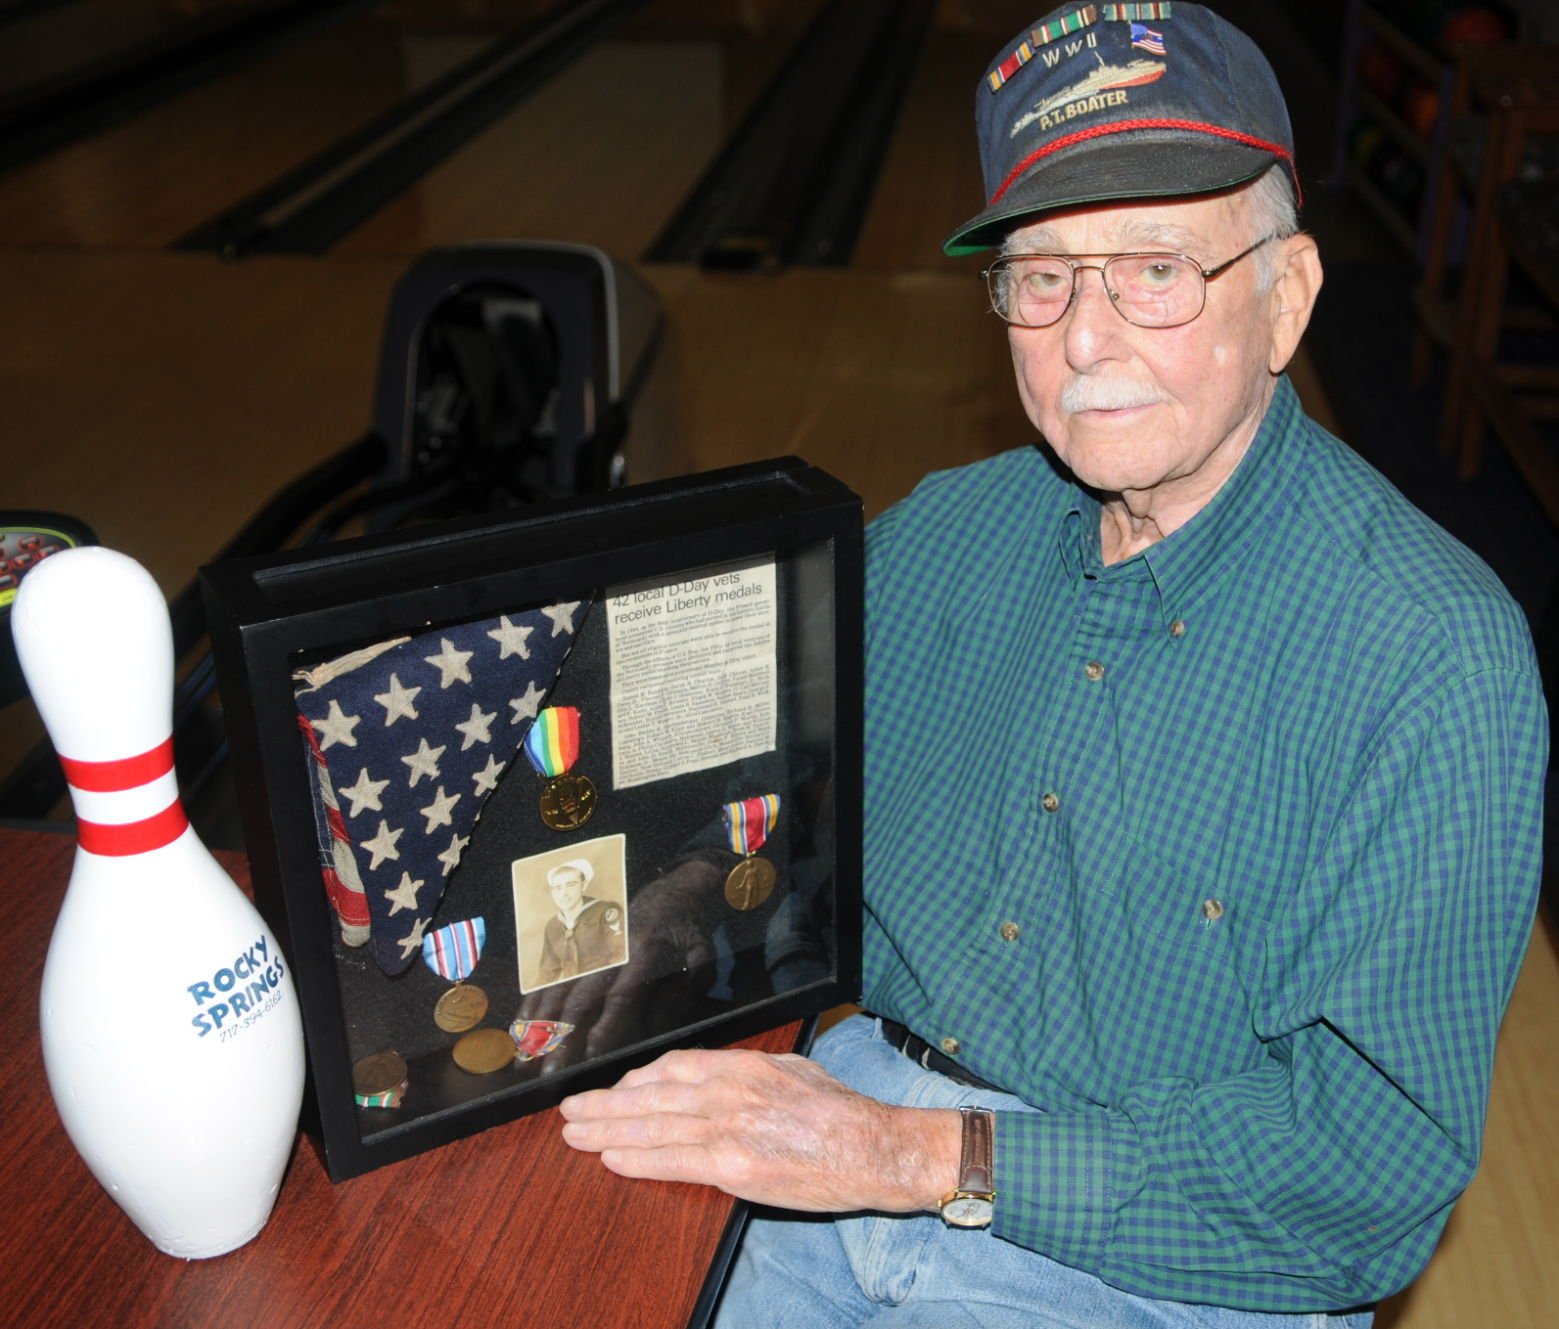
[424,638,474,688]
[486,615,534,659]
[374,673,421,725]
[402,737,445,787]
[455,703,496,750]
[472,754,505,795]
[313,699,361,750]
[396,916,428,962]
[438,832,471,877]
[543,600,582,636]
[384,871,424,915]
[361,819,403,870]
[339,767,389,817]
[420,785,462,833]
[509,680,546,723]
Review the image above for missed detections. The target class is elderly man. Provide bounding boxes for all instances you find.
[560,6,1548,1325]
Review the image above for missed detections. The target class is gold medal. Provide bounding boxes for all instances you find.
[539,772,597,831]
[525,707,597,830]
[433,982,489,1033]
[721,795,782,910]
[350,1048,405,1098]
[452,1027,518,1074]
[724,854,777,910]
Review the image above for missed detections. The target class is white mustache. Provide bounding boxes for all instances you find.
[1060,379,1165,413]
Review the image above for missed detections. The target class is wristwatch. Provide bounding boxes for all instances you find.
[938,1106,996,1228]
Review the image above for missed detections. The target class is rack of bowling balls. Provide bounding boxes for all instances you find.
[1347,1,1516,231]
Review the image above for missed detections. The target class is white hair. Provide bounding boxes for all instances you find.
[1241,163,1301,291]
[995,162,1302,289]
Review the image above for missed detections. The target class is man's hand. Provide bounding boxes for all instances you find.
[558,1047,962,1214]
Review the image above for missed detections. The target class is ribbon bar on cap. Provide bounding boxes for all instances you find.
[1031,5,1097,46]
[1102,3,1172,19]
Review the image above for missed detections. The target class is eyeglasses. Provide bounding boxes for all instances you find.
[982,234,1278,329]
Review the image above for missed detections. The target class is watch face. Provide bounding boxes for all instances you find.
[941,1195,994,1228]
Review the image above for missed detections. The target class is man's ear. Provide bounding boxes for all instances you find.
[1267,234,1323,375]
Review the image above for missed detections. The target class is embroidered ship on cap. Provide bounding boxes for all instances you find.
[1012,50,1167,136]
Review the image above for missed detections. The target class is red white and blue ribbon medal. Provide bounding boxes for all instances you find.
[524,706,596,830]
[423,916,489,1032]
[722,794,781,910]
[509,1018,574,1062]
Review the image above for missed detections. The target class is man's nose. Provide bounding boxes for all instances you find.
[1062,264,1126,362]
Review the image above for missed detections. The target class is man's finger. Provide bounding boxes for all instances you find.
[561,1105,710,1152]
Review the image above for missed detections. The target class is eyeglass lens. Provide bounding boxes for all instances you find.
[991,254,1204,328]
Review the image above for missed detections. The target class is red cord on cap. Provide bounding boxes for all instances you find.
[991,117,1302,207]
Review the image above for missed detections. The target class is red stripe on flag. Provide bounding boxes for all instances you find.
[323,867,371,927]
[77,799,189,856]
[60,738,175,793]
[325,803,351,845]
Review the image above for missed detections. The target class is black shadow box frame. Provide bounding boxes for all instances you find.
[201,457,863,1181]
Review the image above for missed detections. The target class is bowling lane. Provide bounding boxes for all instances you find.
[854,2,1042,273]
[0,246,405,778]
[333,0,830,260]
[0,4,534,248]
[2,0,251,102]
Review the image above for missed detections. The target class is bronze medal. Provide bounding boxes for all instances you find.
[540,772,597,831]
[353,1050,408,1099]
[724,854,777,911]
[452,1027,518,1074]
[433,982,489,1033]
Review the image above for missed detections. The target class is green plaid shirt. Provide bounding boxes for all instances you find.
[862,377,1547,1311]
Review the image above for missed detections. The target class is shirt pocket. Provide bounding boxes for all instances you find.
[1083,838,1269,1086]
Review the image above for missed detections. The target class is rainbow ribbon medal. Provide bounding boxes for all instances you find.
[523,706,597,830]
[721,794,781,911]
[423,916,489,1032]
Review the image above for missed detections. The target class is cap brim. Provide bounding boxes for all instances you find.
[942,138,1282,256]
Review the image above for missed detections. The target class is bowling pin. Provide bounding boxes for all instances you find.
[13,546,306,1259]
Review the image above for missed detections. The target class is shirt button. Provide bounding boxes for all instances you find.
[1084,660,1105,681]
[940,1036,961,1057]
[1201,898,1225,921]
[1169,618,1186,638]
[1041,791,1060,813]
[999,921,1021,942]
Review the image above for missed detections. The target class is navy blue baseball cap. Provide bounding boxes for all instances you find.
[944,3,1300,255]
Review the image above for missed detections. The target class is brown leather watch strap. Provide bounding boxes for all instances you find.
[958,1106,995,1195]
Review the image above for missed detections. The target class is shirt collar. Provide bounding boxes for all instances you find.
[1055,376,1307,622]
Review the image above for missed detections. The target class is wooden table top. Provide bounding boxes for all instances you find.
[1,823,801,1329]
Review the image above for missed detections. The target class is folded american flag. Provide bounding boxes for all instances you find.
[295,599,585,974]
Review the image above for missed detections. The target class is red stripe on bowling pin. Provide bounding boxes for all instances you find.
[77,800,190,856]
[60,737,188,856]
[60,738,175,791]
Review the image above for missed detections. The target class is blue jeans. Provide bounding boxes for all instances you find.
[713,1015,1373,1329]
